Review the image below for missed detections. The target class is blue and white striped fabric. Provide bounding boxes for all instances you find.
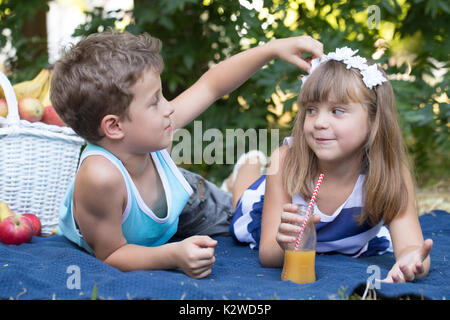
[230,138,393,257]
[230,175,267,249]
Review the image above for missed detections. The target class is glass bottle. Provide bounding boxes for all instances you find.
[281,205,317,284]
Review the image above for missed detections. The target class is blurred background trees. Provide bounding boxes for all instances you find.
[1,0,448,187]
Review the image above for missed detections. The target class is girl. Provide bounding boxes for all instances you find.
[228,47,433,283]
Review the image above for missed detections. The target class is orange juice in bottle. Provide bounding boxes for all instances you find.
[281,205,317,284]
[282,249,316,283]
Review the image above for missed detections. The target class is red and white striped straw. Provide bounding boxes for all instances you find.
[293,173,324,251]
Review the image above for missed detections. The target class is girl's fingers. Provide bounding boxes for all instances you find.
[282,203,299,213]
[276,233,296,244]
[279,222,300,234]
[399,264,415,282]
[380,275,393,283]
[414,262,424,275]
[280,211,302,225]
[419,239,433,261]
[391,273,403,283]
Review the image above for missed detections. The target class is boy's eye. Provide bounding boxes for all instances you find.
[150,94,160,106]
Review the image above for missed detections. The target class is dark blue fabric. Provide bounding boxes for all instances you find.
[315,207,372,242]
[0,210,448,300]
[247,194,264,248]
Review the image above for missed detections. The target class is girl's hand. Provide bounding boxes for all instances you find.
[271,35,323,72]
[276,203,320,250]
[382,239,433,283]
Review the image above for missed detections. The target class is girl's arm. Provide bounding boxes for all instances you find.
[384,165,433,282]
[259,146,292,267]
[170,36,323,130]
[259,146,321,267]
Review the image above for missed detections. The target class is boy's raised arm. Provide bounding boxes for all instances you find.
[170,35,323,130]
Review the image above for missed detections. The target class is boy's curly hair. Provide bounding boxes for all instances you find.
[50,31,164,143]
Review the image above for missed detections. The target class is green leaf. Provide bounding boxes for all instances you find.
[183,55,194,69]
[91,284,98,300]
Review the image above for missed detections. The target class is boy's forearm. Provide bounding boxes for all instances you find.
[103,242,179,272]
[200,40,278,99]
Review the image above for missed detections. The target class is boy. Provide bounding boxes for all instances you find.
[51,31,322,278]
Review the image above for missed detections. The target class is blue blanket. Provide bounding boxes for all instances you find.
[0,210,448,300]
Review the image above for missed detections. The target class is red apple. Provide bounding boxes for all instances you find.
[22,213,41,236]
[18,97,44,122]
[0,215,33,245]
[41,105,65,126]
[0,98,8,118]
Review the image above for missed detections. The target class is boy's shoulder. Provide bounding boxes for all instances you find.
[75,155,125,195]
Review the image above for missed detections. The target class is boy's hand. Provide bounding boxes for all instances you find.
[382,239,433,283]
[175,235,218,279]
[271,35,323,72]
[276,203,320,250]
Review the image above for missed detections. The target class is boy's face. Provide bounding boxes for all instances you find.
[121,68,174,153]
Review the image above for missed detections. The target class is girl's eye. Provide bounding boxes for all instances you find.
[306,107,316,114]
[332,108,344,115]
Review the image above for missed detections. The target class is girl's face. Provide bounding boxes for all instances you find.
[303,92,370,166]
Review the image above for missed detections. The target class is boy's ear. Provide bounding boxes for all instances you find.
[100,114,124,140]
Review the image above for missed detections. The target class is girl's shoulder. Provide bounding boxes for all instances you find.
[266,145,290,176]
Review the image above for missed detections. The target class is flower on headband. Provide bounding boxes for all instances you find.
[301,46,387,90]
[343,56,367,70]
[302,57,321,86]
[326,47,358,61]
[361,64,387,89]
[310,57,322,73]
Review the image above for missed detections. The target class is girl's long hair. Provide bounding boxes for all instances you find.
[283,60,414,226]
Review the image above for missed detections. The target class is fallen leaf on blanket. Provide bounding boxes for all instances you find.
[91,284,98,300]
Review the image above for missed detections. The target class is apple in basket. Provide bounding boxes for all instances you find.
[0,201,14,222]
[0,98,8,117]
[18,97,44,122]
[0,215,33,245]
[41,105,66,126]
[22,213,42,236]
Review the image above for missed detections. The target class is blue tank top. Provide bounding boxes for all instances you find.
[58,143,193,254]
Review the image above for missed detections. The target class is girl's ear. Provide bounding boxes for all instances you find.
[100,114,124,140]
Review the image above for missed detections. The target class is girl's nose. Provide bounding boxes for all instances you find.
[314,111,329,129]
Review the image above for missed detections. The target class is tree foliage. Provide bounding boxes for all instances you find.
[1,0,448,185]
[0,0,49,82]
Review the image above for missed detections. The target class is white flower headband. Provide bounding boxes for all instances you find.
[302,47,387,90]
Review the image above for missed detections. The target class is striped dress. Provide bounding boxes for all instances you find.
[230,138,393,257]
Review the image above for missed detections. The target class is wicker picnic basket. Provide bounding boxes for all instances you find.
[0,72,85,234]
